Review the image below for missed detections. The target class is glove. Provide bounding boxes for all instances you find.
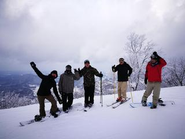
[30,62,36,67]
[74,69,78,73]
[99,73,103,78]
[144,77,147,85]
[112,65,116,72]
[58,99,63,104]
[78,68,81,74]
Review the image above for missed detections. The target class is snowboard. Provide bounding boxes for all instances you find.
[19,109,62,126]
[19,116,50,126]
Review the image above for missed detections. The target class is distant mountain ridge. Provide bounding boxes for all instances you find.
[0,73,115,109]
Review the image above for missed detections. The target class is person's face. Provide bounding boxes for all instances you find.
[119,60,124,65]
[52,73,57,78]
[85,62,90,68]
[151,58,157,64]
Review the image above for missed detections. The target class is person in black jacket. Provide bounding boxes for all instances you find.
[112,58,132,102]
[30,62,62,118]
[79,60,103,108]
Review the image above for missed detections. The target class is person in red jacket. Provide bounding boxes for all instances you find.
[141,52,167,109]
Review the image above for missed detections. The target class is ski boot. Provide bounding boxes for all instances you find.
[120,98,126,103]
[51,112,58,118]
[116,97,122,102]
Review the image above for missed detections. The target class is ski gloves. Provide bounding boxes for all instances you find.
[30,62,36,68]
[58,100,63,104]
[112,65,116,72]
[99,73,103,78]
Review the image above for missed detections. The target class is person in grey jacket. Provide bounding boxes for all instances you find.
[58,65,80,113]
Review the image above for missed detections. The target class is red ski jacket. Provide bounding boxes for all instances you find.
[145,58,167,82]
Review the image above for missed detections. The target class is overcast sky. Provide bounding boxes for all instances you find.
[0,0,185,74]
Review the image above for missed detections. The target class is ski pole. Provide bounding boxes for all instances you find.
[100,72,103,107]
[128,77,134,103]
[113,72,116,99]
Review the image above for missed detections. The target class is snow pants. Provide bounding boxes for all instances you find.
[62,93,73,111]
[142,82,161,106]
[118,81,127,99]
[84,85,95,105]
[37,95,58,117]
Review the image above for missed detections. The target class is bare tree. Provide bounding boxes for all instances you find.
[125,32,155,90]
[0,92,38,109]
[163,57,185,87]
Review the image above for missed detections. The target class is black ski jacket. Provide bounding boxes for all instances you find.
[114,62,132,82]
[31,66,61,102]
[80,66,101,87]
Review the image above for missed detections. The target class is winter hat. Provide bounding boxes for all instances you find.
[119,58,124,62]
[66,65,72,70]
[150,54,158,59]
[51,70,58,78]
[84,60,90,64]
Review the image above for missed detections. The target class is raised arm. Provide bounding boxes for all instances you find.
[30,62,45,79]
[152,52,167,67]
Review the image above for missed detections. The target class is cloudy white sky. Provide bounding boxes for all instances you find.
[0,0,185,73]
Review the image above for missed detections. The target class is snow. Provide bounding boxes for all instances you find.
[0,86,185,139]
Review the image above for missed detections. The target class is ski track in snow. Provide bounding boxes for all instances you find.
[0,86,185,139]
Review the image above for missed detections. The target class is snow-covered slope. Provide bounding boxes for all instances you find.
[0,86,185,139]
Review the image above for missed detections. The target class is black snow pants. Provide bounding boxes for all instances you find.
[84,85,95,105]
[62,93,73,111]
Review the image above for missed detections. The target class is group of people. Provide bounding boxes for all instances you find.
[30,60,103,119]
[30,51,166,120]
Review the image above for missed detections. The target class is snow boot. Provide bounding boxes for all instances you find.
[64,108,69,113]
[34,115,42,122]
[150,105,157,109]
[51,112,58,118]
[141,100,147,107]
[84,104,88,108]
[88,103,93,108]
